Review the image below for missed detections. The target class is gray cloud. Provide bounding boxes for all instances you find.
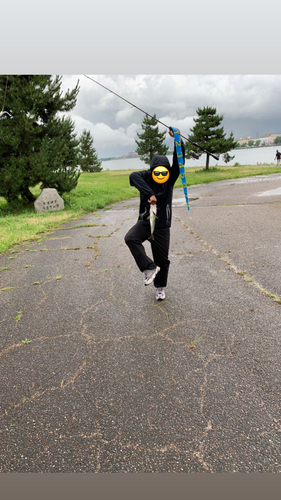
[61,75,281,158]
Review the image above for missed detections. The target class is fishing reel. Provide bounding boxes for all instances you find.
[189,151,201,160]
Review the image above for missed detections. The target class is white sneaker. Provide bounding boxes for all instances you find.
[143,266,160,286]
[156,287,165,300]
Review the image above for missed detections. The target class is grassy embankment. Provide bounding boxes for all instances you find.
[0,164,280,254]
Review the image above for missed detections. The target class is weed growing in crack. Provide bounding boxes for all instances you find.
[13,311,22,322]
[1,286,19,292]
[189,336,202,350]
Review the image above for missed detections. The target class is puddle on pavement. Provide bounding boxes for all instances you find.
[173,197,199,206]
[232,176,281,185]
[173,197,186,206]
[173,198,191,206]
[258,187,281,196]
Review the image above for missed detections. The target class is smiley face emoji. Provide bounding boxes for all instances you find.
[152,165,170,184]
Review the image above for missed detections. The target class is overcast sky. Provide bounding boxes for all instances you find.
[2,3,281,160]
[60,74,281,158]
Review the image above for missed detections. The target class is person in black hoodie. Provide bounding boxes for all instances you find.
[124,128,185,300]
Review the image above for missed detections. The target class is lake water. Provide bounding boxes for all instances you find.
[101,146,279,171]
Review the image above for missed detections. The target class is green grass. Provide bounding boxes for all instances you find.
[0,171,136,254]
[0,165,280,254]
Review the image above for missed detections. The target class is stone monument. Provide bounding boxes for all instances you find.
[34,188,64,214]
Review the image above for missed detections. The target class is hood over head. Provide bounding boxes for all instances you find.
[150,155,171,172]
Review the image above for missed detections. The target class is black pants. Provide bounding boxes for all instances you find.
[124,221,170,288]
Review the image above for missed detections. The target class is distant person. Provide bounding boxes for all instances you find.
[124,127,185,301]
[274,150,281,166]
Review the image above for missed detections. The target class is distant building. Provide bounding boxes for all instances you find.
[236,133,281,147]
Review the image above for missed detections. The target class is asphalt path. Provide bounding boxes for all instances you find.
[1,173,281,472]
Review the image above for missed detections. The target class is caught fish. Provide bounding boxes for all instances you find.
[149,203,157,240]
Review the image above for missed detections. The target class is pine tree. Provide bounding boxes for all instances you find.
[185,106,238,170]
[39,116,80,194]
[135,114,169,165]
[0,75,80,204]
[78,130,102,172]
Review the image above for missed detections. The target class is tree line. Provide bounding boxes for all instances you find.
[0,75,238,207]
[135,108,237,169]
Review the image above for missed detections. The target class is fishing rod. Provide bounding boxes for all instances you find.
[83,74,219,161]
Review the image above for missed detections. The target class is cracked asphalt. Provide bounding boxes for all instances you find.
[1,173,281,472]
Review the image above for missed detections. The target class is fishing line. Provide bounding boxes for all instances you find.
[83,74,219,161]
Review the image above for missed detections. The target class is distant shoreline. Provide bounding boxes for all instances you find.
[235,144,279,151]
[100,151,174,162]
[101,144,279,162]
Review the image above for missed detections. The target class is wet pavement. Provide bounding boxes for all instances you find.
[0,173,281,472]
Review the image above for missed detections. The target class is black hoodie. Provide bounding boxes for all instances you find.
[129,141,185,228]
